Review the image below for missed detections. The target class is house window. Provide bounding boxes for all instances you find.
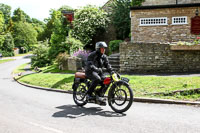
[172,16,187,25]
[140,17,168,26]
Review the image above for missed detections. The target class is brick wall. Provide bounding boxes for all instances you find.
[120,42,200,73]
[131,6,200,43]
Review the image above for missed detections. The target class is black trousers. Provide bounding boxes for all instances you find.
[86,71,104,96]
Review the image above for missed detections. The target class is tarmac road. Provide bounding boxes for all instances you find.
[0,56,200,133]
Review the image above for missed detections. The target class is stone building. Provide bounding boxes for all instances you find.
[118,1,200,74]
[131,1,200,43]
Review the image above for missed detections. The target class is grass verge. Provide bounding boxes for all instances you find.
[14,52,32,57]
[17,72,200,101]
[0,59,15,64]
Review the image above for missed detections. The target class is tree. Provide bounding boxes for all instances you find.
[0,3,11,24]
[0,11,5,48]
[0,33,14,56]
[131,0,145,6]
[38,8,70,42]
[72,5,109,46]
[109,0,145,40]
[48,9,71,58]
[11,8,38,51]
[109,0,131,40]
[12,21,37,50]
[37,17,54,41]
[31,18,45,40]
[50,10,67,45]
[0,11,14,56]
[58,5,73,12]
[0,10,4,33]
[12,8,26,22]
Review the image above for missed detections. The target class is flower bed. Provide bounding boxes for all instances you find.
[170,37,200,50]
[170,45,200,50]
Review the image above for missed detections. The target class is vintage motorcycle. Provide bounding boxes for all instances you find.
[72,71,133,113]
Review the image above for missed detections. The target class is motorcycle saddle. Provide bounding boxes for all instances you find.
[75,72,86,79]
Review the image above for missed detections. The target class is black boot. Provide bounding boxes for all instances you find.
[96,95,106,106]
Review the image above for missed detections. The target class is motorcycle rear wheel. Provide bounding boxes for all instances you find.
[73,82,88,106]
[108,81,133,113]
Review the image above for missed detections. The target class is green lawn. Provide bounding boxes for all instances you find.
[18,73,74,90]
[126,75,200,101]
[18,72,200,101]
[0,59,15,64]
[39,64,75,73]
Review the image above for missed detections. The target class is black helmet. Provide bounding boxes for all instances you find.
[95,41,107,50]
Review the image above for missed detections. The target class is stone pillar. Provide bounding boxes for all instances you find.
[67,57,82,71]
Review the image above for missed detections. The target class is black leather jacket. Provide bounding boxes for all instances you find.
[85,51,112,75]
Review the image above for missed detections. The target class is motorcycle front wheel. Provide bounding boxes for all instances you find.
[108,81,133,113]
[73,82,88,106]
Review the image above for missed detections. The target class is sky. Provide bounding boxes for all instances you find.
[0,0,109,21]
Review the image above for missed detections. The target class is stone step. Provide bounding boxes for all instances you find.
[109,60,119,63]
[111,65,120,68]
[108,53,120,71]
[109,53,120,57]
[108,57,120,60]
[110,63,119,67]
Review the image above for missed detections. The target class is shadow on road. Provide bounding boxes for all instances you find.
[52,105,126,119]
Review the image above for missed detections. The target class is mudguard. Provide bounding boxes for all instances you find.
[72,78,88,90]
[72,78,81,90]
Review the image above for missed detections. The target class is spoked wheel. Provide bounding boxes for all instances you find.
[108,81,133,113]
[73,82,88,106]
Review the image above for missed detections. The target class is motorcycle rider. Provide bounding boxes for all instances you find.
[85,41,113,105]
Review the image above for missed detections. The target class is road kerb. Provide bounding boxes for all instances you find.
[12,72,200,106]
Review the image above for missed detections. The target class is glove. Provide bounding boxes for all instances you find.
[110,71,115,75]
[97,68,103,74]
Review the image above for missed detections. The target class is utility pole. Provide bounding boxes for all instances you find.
[176,0,178,5]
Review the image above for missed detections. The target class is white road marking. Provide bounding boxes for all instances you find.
[28,122,64,133]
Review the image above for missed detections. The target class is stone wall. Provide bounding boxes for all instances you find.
[131,6,200,43]
[120,42,200,73]
[143,0,200,5]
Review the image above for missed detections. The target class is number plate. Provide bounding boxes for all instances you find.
[121,77,129,83]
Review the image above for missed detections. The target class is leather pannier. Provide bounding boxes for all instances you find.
[75,72,86,79]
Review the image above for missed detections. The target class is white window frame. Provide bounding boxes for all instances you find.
[172,16,188,25]
[139,17,168,26]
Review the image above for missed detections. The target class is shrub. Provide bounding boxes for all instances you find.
[48,41,69,59]
[0,50,13,57]
[48,36,83,60]
[31,41,51,67]
[109,40,123,54]
[0,33,14,57]
[72,49,90,67]
[65,36,84,55]
[56,52,70,70]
